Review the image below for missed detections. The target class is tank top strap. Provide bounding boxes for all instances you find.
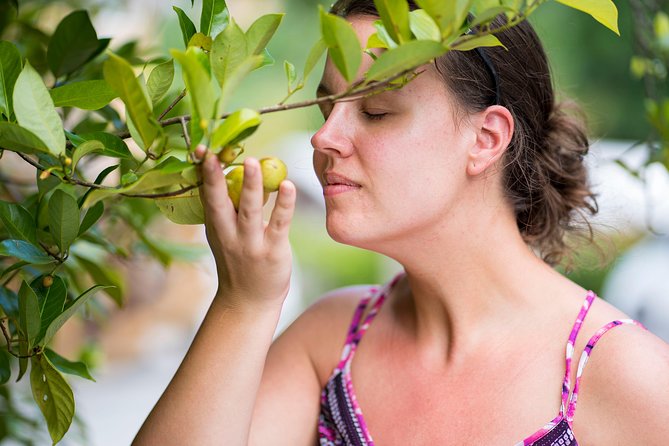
[335,272,404,371]
[565,318,646,422]
[560,291,597,416]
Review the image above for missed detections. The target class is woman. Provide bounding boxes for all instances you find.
[134,1,669,444]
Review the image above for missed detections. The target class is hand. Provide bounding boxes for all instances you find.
[196,145,296,310]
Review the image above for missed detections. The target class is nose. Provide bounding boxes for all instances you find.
[310,103,355,158]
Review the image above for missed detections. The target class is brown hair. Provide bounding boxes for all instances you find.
[331,0,598,266]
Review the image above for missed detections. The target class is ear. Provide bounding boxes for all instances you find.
[466,105,514,176]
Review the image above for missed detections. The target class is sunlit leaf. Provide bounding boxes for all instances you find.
[155,188,204,225]
[173,6,197,47]
[409,9,441,41]
[171,47,216,120]
[555,0,619,35]
[320,8,362,83]
[188,32,213,51]
[76,131,133,160]
[103,52,160,149]
[48,190,80,253]
[47,10,109,78]
[70,140,104,171]
[30,353,75,444]
[246,13,284,56]
[200,0,229,38]
[50,80,117,110]
[366,39,445,82]
[374,0,411,44]
[303,38,327,81]
[147,59,174,105]
[0,40,22,119]
[211,19,248,87]
[210,108,261,149]
[0,200,36,245]
[415,0,471,38]
[451,34,504,51]
[44,348,95,382]
[13,62,65,156]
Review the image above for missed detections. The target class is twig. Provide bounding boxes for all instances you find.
[158,88,187,120]
[180,116,191,148]
[120,181,202,199]
[1,317,14,356]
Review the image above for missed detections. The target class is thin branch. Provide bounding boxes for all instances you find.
[180,116,191,148]
[1,317,14,355]
[120,181,202,199]
[158,88,187,120]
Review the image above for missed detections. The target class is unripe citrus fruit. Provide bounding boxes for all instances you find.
[218,145,242,164]
[259,157,287,192]
[225,166,244,210]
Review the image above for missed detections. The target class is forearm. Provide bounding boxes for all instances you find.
[133,296,283,445]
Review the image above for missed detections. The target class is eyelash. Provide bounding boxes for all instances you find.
[362,111,388,121]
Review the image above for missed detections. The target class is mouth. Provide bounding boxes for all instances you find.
[322,172,362,196]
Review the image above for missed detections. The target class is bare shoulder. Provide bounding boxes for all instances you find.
[275,284,378,385]
[573,297,669,444]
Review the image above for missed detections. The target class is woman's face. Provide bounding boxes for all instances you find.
[311,15,479,253]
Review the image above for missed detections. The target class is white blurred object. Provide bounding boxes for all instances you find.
[602,236,669,342]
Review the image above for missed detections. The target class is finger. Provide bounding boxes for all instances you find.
[265,180,296,247]
[236,157,264,245]
[198,150,236,238]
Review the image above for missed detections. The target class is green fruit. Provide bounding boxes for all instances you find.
[218,145,243,164]
[259,157,287,192]
[42,275,54,288]
[225,166,244,210]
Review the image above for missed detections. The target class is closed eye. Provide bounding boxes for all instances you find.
[362,111,388,121]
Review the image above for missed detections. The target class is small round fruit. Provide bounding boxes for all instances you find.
[42,275,54,288]
[259,157,287,192]
[225,166,244,211]
[218,145,243,164]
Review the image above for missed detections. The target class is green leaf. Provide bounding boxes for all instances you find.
[0,121,49,155]
[0,349,10,385]
[72,256,123,306]
[44,348,95,382]
[0,40,22,119]
[470,5,515,28]
[0,200,36,245]
[70,140,105,171]
[320,8,362,83]
[303,38,327,81]
[246,13,284,56]
[0,286,19,319]
[78,201,104,237]
[0,240,53,264]
[13,62,65,156]
[373,0,412,44]
[147,59,174,105]
[103,52,160,149]
[555,0,619,35]
[409,9,441,41]
[48,190,80,253]
[44,285,111,345]
[217,55,264,117]
[30,353,75,444]
[77,132,133,160]
[47,10,109,78]
[173,6,197,47]
[415,0,470,38]
[200,0,229,37]
[655,12,669,40]
[170,47,216,120]
[30,275,66,347]
[284,60,296,89]
[188,32,213,51]
[211,19,248,87]
[451,34,504,51]
[50,79,118,110]
[366,40,445,82]
[155,188,204,225]
[210,108,261,149]
[18,281,40,349]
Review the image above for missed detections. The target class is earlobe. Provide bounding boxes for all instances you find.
[467,105,514,176]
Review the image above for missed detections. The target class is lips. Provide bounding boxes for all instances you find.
[322,171,361,196]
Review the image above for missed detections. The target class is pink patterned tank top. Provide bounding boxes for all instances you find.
[318,274,646,445]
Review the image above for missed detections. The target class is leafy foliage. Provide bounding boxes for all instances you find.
[0,0,636,443]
